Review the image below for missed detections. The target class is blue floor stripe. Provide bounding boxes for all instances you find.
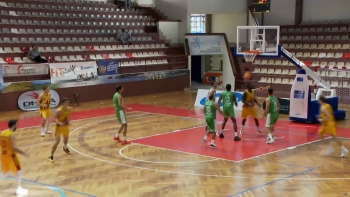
[8,176,96,197]
[227,168,314,197]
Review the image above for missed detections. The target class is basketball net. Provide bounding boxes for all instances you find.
[243,50,260,62]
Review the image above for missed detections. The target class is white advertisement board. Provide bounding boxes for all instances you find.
[2,64,49,76]
[194,89,244,110]
[17,90,60,111]
[49,61,99,88]
[186,35,225,55]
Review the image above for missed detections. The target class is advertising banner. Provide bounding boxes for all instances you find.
[17,90,60,111]
[97,59,120,84]
[290,74,310,119]
[2,64,49,77]
[49,61,99,88]
[1,69,189,93]
[185,35,225,55]
[194,89,244,110]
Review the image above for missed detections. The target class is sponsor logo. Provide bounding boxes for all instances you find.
[190,37,201,49]
[18,90,60,111]
[199,92,243,107]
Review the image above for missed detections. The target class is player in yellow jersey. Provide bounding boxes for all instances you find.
[0,120,29,195]
[48,98,71,163]
[318,95,349,157]
[240,83,262,134]
[36,86,52,137]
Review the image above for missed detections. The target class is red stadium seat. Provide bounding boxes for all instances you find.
[102,54,110,59]
[21,47,30,53]
[343,52,350,58]
[126,53,133,58]
[83,55,91,60]
[88,46,94,51]
[5,57,15,64]
[304,61,312,67]
[47,56,55,62]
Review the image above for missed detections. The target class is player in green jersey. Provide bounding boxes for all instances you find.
[202,94,223,148]
[113,85,131,145]
[217,84,241,141]
[261,88,280,144]
[205,82,218,131]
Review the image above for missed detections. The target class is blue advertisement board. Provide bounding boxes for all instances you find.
[96,60,120,84]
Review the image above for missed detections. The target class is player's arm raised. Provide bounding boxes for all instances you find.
[54,109,65,126]
[261,98,270,119]
[10,135,28,157]
[214,102,223,115]
[217,94,223,106]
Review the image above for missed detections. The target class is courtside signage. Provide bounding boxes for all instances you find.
[2,64,49,76]
[194,89,243,110]
[49,61,99,88]
[17,90,60,111]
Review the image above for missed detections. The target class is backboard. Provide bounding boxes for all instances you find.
[235,26,281,58]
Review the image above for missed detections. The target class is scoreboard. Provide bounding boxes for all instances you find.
[251,0,270,13]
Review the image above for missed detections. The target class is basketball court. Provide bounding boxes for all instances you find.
[0,91,349,197]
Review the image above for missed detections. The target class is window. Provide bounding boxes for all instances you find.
[190,14,206,33]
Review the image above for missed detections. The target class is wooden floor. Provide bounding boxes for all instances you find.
[0,91,350,197]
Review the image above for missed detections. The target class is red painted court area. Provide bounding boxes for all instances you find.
[0,104,349,161]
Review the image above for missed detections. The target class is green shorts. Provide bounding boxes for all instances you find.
[205,118,217,132]
[223,107,235,118]
[116,110,127,124]
[265,113,278,127]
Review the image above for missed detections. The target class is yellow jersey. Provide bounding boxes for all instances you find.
[39,93,51,111]
[321,103,335,124]
[0,130,14,156]
[57,106,71,125]
[243,90,255,108]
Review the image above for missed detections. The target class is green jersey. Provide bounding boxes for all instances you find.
[113,92,123,111]
[268,96,278,115]
[222,91,234,109]
[204,100,216,119]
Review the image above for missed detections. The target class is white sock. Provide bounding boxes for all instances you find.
[16,171,22,190]
[234,132,238,137]
[268,134,273,139]
[342,146,348,151]
[123,136,126,141]
[211,140,215,145]
[45,121,50,131]
[115,133,119,138]
[41,128,45,134]
[63,144,67,149]
[219,129,223,134]
[203,135,207,140]
[0,172,9,181]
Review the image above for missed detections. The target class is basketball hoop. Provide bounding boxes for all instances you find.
[243,50,260,63]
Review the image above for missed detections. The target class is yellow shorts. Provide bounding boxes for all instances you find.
[319,122,337,136]
[1,154,21,172]
[40,110,51,119]
[241,107,258,119]
[55,126,70,137]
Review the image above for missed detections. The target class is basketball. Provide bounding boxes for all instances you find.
[244,71,252,80]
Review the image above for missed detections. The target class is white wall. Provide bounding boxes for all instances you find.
[211,13,247,43]
[303,0,350,21]
[263,0,296,25]
[136,0,155,7]
[158,22,179,44]
[188,0,246,14]
[155,0,187,43]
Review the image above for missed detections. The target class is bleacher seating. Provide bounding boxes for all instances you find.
[0,0,187,76]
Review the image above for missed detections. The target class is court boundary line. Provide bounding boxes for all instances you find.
[119,144,219,164]
[6,176,96,197]
[68,118,350,180]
